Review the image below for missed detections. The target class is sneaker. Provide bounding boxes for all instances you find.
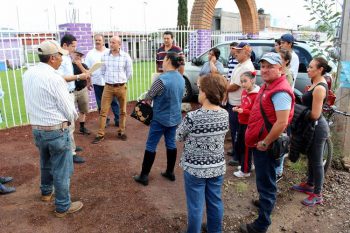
[228,159,240,166]
[75,146,83,152]
[276,174,283,183]
[302,193,323,207]
[291,182,314,194]
[79,127,91,135]
[54,201,83,218]
[41,192,54,202]
[0,176,13,184]
[117,133,127,141]
[0,183,16,195]
[238,165,255,171]
[92,136,104,144]
[234,170,251,178]
[73,155,85,164]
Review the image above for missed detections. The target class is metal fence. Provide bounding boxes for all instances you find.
[0,27,244,129]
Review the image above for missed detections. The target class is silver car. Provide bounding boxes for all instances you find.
[182,39,313,102]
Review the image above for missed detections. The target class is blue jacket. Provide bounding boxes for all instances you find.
[153,70,185,127]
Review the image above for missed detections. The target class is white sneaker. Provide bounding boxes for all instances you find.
[233,170,251,178]
[237,165,255,171]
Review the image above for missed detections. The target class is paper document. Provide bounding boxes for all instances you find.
[89,62,103,73]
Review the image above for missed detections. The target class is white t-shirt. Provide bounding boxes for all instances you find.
[228,59,255,106]
[290,50,299,89]
[85,48,110,86]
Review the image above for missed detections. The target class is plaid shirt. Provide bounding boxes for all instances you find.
[101,50,133,84]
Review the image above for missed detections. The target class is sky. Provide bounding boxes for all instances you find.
[0,0,340,32]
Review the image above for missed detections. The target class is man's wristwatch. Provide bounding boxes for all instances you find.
[261,140,268,148]
[76,75,80,81]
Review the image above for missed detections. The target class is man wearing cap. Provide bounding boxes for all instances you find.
[226,42,255,165]
[280,33,299,88]
[23,40,83,217]
[59,34,89,164]
[72,48,91,135]
[85,34,120,127]
[241,52,294,233]
[92,36,133,144]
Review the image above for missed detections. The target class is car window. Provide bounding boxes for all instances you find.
[250,43,274,70]
[294,46,313,73]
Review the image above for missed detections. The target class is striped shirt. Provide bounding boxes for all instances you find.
[23,62,78,126]
[101,50,133,84]
[156,45,183,72]
[58,55,75,92]
[227,55,238,80]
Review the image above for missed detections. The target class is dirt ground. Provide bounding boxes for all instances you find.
[1,102,349,233]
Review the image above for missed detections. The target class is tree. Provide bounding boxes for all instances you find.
[177,0,188,27]
[303,0,342,67]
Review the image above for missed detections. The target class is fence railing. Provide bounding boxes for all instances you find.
[0,27,244,129]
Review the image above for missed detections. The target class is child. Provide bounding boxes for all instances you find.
[232,71,260,178]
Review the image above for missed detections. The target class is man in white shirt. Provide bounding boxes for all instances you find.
[59,34,89,164]
[92,36,133,144]
[226,42,255,166]
[23,40,83,217]
[280,33,299,89]
[85,34,120,127]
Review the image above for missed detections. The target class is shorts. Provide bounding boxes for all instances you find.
[74,87,89,114]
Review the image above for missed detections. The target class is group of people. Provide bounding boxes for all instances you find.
[2,30,331,233]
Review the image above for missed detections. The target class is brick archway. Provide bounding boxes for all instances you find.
[190,0,259,34]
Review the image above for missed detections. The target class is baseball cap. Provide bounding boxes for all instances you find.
[74,47,85,56]
[37,40,68,56]
[280,34,295,43]
[234,42,252,52]
[259,52,282,65]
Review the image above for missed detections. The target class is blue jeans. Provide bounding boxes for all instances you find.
[32,129,73,213]
[226,103,239,160]
[93,84,120,124]
[145,120,177,152]
[184,171,224,233]
[252,149,279,232]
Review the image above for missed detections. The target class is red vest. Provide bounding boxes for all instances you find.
[245,76,295,147]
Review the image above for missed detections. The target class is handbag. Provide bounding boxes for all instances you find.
[130,100,153,126]
[259,95,290,160]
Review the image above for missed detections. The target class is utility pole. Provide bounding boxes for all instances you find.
[335,0,350,169]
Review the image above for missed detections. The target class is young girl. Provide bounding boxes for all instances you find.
[232,71,260,178]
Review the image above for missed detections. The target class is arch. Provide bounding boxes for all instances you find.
[190,0,259,34]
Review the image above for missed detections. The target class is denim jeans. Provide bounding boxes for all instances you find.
[32,128,73,213]
[145,120,177,152]
[252,149,279,232]
[226,103,239,160]
[184,171,224,233]
[93,84,120,125]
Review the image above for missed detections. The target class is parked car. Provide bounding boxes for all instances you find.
[182,39,313,102]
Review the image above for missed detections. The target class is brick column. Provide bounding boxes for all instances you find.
[58,23,97,111]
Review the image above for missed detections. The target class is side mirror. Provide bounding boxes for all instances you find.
[191,57,198,65]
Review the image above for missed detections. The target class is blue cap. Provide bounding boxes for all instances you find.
[280,34,295,43]
[259,52,282,65]
[234,42,252,52]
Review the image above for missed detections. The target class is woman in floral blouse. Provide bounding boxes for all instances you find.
[176,73,229,233]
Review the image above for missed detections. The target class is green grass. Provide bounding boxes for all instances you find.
[287,158,307,174]
[0,61,156,129]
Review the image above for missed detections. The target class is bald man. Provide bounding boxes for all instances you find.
[92,36,133,144]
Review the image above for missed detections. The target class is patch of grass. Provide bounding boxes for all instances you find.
[234,181,249,193]
[287,157,307,174]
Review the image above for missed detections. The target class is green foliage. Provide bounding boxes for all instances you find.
[303,0,342,66]
[177,0,188,27]
[288,158,308,174]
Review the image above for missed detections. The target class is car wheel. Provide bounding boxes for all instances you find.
[182,77,193,102]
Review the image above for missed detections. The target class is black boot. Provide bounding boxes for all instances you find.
[133,150,156,186]
[161,148,177,181]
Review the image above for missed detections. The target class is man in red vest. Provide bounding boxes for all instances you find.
[240,53,295,233]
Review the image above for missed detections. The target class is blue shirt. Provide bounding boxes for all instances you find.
[199,61,224,76]
[272,92,292,111]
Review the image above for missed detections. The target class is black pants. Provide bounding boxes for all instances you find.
[235,123,252,173]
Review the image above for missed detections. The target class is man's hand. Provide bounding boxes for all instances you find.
[78,73,90,80]
[257,140,268,151]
